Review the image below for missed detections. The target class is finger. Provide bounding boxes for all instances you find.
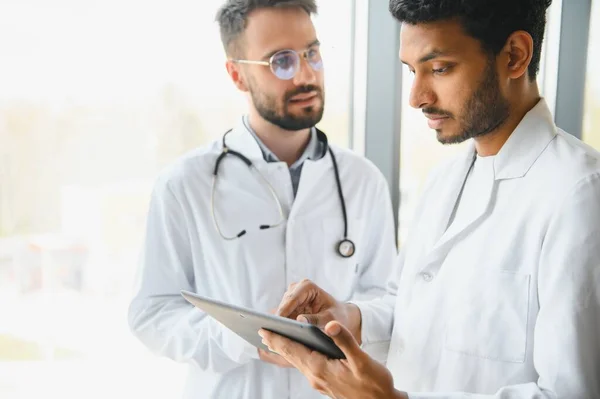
[259,329,312,369]
[324,321,365,369]
[286,282,298,292]
[297,310,332,328]
[276,280,315,317]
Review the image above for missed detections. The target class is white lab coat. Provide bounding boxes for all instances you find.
[127,119,397,399]
[355,99,600,398]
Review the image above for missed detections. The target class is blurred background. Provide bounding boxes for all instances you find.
[0,0,598,397]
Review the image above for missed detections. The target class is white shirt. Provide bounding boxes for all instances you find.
[355,99,600,398]
[127,119,397,399]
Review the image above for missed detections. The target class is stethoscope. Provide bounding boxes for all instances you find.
[211,128,356,258]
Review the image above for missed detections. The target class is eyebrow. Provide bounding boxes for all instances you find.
[401,49,454,67]
[262,39,321,60]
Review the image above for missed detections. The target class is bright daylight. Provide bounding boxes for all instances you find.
[1,0,600,398]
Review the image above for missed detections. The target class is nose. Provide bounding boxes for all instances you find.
[293,56,318,86]
[408,75,436,109]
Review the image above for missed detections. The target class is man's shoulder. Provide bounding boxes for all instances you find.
[153,139,221,195]
[536,129,600,190]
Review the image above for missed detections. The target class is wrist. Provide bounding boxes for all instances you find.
[394,390,409,399]
[344,302,363,344]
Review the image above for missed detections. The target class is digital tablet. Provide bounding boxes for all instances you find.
[181,290,346,360]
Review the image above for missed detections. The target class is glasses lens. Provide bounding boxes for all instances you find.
[306,48,323,71]
[270,50,299,80]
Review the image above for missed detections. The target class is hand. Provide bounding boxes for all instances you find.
[276,279,362,343]
[258,348,293,368]
[257,308,292,368]
[259,321,407,399]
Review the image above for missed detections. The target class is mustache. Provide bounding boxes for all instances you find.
[423,107,454,118]
[285,85,322,101]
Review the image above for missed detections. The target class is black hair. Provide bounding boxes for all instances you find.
[389,0,553,80]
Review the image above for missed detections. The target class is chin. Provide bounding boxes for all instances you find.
[436,130,467,145]
[296,107,323,119]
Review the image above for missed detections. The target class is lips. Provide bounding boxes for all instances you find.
[290,92,318,102]
[424,114,450,129]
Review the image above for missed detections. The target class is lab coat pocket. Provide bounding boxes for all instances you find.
[444,270,530,363]
[317,216,363,302]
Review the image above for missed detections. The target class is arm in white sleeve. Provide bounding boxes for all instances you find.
[408,173,600,399]
[351,252,402,349]
[127,176,258,374]
[349,175,402,357]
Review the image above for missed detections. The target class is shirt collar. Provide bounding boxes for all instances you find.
[243,115,324,169]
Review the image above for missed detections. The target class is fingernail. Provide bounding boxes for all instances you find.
[258,331,264,338]
[328,323,341,336]
[297,316,308,323]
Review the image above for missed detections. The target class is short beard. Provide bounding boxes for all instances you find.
[250,84,325,131]
[434,59,510,145]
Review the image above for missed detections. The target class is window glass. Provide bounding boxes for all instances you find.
[582,0,600,150]
[0,1,355,396]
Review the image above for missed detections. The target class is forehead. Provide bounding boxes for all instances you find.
[399,20,484,62]
[243,7,317,57]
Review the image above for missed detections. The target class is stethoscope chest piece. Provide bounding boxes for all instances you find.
[337,239,356,258]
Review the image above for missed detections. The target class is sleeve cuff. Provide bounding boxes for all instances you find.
[348,300,392,345]
[347,300,392,363]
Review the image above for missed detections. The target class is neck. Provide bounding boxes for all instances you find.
[248,113,312,166]
[474,86,541,157]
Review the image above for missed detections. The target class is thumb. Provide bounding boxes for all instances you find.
[324,321,364,366]
[297,311,331,328]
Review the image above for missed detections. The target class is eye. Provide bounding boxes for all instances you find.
[307,48,319,59]
[432,66,452,75]
[272,53,295,69]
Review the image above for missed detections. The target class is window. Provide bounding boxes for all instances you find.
[0,1,355,397]
[582,0,600,150]
[312,3,354,146]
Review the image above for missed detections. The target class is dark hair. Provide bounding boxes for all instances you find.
[216,0,318,57]
[389,0,553,80]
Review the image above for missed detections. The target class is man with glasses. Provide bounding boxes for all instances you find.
[127,1,397,398]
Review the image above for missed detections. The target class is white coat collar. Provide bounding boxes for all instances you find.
[493,98,557,180]
[222,117,329,165]
[221,118,267,162]
[421,99,556,262]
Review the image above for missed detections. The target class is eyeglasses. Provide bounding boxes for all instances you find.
[232,47,323,80]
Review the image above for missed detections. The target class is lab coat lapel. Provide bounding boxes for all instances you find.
[436,155,494,248]
[222,118,267,163]
[419,145,492,270]
[427,143,484,251]
[293,152,331,207]
[218,118,294,214]
[420,98,557,270]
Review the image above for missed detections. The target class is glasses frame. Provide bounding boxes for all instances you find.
[231,46,323,80]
